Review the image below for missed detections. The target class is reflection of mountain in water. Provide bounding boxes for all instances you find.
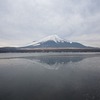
[36,56,84,65]
[2,53,99,70]
[24,55,91,70]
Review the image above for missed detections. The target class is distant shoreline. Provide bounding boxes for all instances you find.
[0,47,100,53]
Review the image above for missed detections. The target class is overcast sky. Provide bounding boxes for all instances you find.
[0,0,100,47]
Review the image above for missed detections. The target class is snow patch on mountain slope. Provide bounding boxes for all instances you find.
[30,35,67,46]
[38,35,65,43]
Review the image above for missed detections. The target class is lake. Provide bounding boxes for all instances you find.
[0,52,100,100]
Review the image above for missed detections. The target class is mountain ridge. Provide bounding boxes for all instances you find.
[24,35,88,48]
[1,35,100,53]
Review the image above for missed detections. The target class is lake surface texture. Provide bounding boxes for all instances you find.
[0,52,100,100]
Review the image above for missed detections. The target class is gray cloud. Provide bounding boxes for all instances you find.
[0,0,100,47]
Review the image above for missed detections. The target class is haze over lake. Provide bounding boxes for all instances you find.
[0,52,100,100]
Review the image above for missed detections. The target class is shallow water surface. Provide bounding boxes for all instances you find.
[0,52,100,100]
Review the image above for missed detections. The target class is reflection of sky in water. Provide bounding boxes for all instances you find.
[0,53,100,100]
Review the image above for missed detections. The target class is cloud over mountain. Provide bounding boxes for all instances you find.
[0,0,100,47]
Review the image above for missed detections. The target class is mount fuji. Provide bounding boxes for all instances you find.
[24,35,87,48]
[1,35,100,53]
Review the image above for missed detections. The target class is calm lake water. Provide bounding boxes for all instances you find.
[0,52,100,100]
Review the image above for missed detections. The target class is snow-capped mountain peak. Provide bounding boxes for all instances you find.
[38,35,65,43]
[24,35,86,48]
[28,35,66,46]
